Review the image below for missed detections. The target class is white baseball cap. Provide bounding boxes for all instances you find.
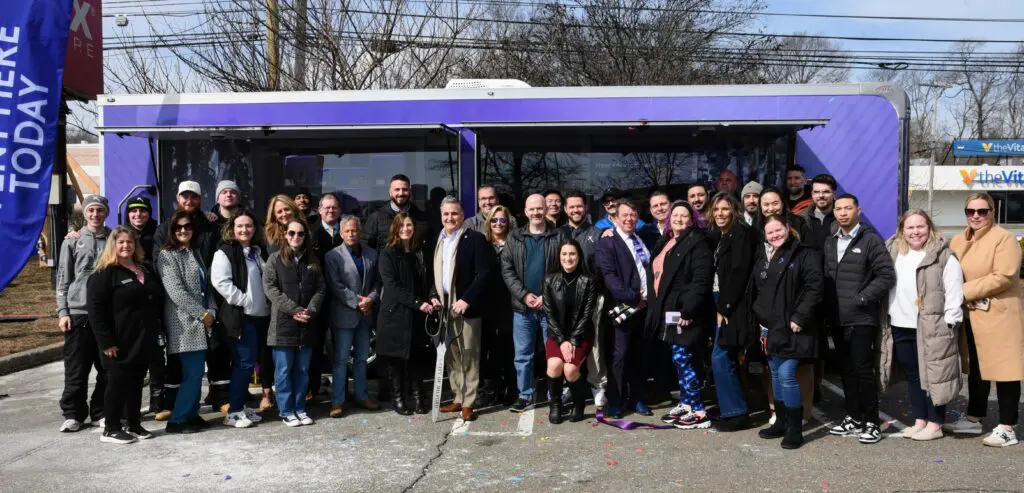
[177,180,202,196]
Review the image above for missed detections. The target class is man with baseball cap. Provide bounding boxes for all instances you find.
[153,181,217,267]
[56,194,111,432]
[124,196,158,263]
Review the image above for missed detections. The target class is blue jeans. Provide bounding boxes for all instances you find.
[227,317,263,413]
[512,310,548,400]
[170,350,205,424]
[711,325,748,418]
[273,346,313,417]
[332,316,371,405]
[768,356,801,409]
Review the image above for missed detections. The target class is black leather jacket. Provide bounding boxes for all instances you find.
[500,224,567,312]
[542,272,597,347]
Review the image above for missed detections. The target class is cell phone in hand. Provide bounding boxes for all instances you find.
[974,298,991,311]
[664,311,681,325]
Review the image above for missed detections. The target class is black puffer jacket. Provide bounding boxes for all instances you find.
[126,219,159,265]
[543,272,597,347]
[644,228,714,347]
[263,252,326,348]
[362,203,434,253]
[500,224,566,312]
[750,238,823,360]
[799,207,838,252]
[709,222,757,348]
[823,223,895,328]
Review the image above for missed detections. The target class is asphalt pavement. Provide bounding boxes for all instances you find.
[1,361,1022,493]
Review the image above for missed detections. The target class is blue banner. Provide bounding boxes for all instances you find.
[0,0,72,291]
[952,139,1024,157]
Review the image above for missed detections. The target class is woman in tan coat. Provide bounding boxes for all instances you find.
[947,192,1024,447]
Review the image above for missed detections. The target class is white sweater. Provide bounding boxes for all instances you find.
[888,249,964,328]
[211,246,270,317]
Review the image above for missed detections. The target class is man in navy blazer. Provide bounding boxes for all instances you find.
[595,199,653,418]
[429,197,493,421]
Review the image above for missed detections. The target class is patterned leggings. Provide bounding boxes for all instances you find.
[672,344,704,412]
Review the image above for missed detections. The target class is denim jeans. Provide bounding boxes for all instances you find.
[512,310,548,400]
[768,356,801,409]
[273,346,313,417]
[711,325,748,418]
[227,316,263,413]
[332,316,371,405]
[170,350,206,424]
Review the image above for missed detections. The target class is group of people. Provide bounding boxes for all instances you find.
[54,165,1024,450]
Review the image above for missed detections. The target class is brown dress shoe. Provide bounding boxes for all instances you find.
[356,399,380,411]
[154,410,172,422]
[329,404,344,418]
[439,402,462,413]
[461,407,477,421]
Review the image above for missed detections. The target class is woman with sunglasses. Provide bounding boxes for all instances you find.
[751,215,823,450]
[946,192,1024,447]
[483,205,517,404]
[258,195,303,408]
[378,213,434,415]
[158,210,217,434]
[262,219,326,426]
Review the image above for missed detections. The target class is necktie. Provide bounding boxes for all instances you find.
[629,235,650,267]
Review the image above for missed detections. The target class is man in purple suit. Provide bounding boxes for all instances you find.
[594,199,652,419]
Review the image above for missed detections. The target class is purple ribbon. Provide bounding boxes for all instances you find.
[594,409,675,430]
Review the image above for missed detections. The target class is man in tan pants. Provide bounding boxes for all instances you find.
[429,197,493,422]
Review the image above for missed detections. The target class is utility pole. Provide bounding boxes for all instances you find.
[923,83,951,217]
[266,0,280,90]
[294,0,307,89]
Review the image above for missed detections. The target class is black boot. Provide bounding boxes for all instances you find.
[781,406,804,449]
[390,369,412,416]
[410,375,429,415]
[148,385,165,414]
[569,379,588,422]
[548,378,564,424]
[758,401,787,439]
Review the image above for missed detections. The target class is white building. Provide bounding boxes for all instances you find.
[909,165,1024,238]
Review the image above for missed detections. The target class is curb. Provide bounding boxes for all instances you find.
[0,342,64,376]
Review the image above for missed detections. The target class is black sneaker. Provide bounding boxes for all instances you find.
[125,424,153,440]
[165,422,199,434]
[829,416,863,436]
[715,414,751,432]
[859,422,882,444]
[187,416,211,429]
[509,398,533,413]
[100,429,137,444]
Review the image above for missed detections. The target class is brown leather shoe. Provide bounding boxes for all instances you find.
[439,402,462,413]
[219,404,230,415]
[461,407,477,421]
[329,404,344,418]
[355,399,380,411]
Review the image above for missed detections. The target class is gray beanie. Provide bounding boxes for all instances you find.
[216,180,240,198]
[741,181,763,198]
[82,194,109,213]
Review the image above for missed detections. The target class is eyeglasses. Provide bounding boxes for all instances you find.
[286,230,306,237]
[490,217,508,224]
[964,208,991,217]
[172,223,193,232]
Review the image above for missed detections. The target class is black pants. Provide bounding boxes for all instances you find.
[147,342,167,410]
[102,362,146,431]
[60,315,106,422]
[892,327,946,423]
[834,324,879,424]
[307,318,330,397]
[256,322,274,391]
[966,320,1021,426]
[205,332,233,407]
[604,313,648,408]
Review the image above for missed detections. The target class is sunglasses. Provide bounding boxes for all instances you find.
[172,223,193,232]
[490,217,508,224]
[964,208,991,217]
[286,230,306,238]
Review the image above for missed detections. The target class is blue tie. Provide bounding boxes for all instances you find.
[629,235,650,267]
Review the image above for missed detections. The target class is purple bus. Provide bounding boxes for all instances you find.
[97,83,908,236]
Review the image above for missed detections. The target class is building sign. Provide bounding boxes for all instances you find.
[960,168,1024,186]
[953,139,1024,157]
[0,0,73,291]
[910,166,1024,191]
[63,0,101,99]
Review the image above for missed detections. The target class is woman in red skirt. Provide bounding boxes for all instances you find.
[542,239,598,424]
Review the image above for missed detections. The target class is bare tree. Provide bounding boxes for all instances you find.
[947,41,1006,140]
[758,33,850,84]
[1003,43,1024,139]
[869,67,946,158]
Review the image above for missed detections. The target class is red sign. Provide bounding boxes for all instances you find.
[63,0,102,99]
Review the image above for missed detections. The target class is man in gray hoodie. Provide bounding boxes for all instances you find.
[56,194,110,433]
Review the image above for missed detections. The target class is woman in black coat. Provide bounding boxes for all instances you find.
[644,201,714,430]
[750,214,823,450]
[707,192,757,431]
[87,226,164,444]
[543,239,597,424]
[377,212,434,415]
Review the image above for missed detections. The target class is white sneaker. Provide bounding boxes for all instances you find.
[93,417,105,429]
[768,412,777,426]
[297,412,314,426]
[982,427,1018,447]
[943,415,983,435]
[224,411,255,428]
[661,404,690,424]
[59,419,83,433]
[243,407,263,423]
[282,415,302,427]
